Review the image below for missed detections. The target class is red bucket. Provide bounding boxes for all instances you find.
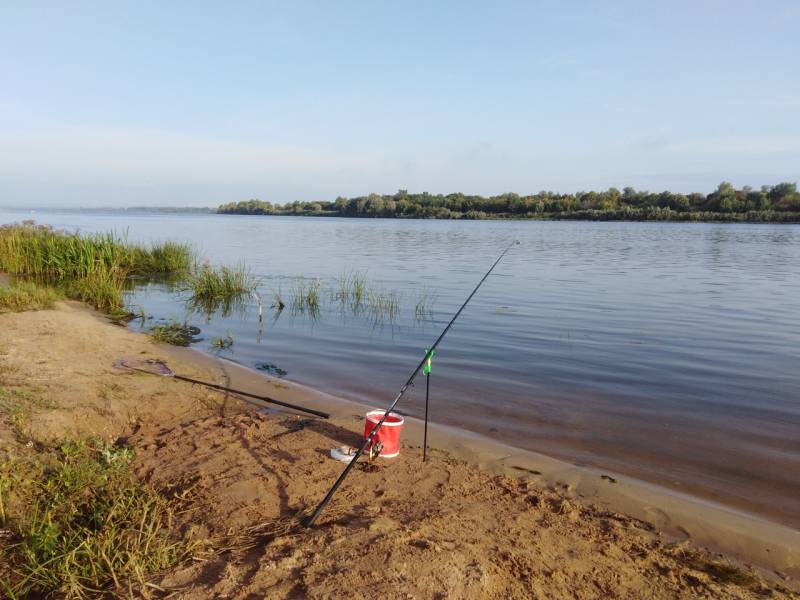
[363,410,404,458]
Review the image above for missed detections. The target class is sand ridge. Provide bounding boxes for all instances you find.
[0,301,797,598]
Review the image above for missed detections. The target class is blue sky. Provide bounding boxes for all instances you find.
[1,1,798,207]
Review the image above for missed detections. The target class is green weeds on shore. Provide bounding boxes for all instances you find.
[0,222,192,279]
[0,222,193,313]
[0,281,61,313]
[0,439,199,599]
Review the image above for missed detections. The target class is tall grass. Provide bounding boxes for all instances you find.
[0,222,193,315]
[63,270,128,313]
[0,438,199,599]
[0,222,192,279]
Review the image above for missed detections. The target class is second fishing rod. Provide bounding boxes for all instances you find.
[301,240,519,527]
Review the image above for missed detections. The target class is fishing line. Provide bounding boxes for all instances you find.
[301,240,519,527]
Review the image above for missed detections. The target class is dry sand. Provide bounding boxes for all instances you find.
[1,301,798,599]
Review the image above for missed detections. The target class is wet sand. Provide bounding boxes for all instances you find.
[1,301,798,598]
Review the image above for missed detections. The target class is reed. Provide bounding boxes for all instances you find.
[0,223,193,316]
[0,223,192,279]
[0,438,199,599]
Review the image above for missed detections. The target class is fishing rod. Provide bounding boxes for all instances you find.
[114,358,330,419]
[301,240,519,527]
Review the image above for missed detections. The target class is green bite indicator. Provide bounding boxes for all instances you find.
[423,349,435,376]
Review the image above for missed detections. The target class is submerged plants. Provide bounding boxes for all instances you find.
[149,320,201,346]
[210,333,234,351]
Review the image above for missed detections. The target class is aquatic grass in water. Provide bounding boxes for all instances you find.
[150,320,201,346]
[333,270,368,310]
[0,438,199,599]
[185,263,257,317]
[366,289,401,324]
[0,281,61,313]
[414,287,437,321]
[210,333,234,350]
[291,278,322,318]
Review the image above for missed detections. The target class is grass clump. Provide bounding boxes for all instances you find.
[0,438,198,599]
[149,320,201,346]
[0,281,61,313]
[334,270,368,310]
[185,263,257,316]
[135,240,193,274]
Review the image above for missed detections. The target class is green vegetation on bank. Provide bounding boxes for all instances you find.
[0,222,193,313]
[0,438,198,599]
[0,281,61,313]
[216,181,800,222]
[0,222,192,279]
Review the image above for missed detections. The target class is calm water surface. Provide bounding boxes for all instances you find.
[3,210,799,527]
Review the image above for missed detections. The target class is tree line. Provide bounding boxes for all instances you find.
[216,182,800,222]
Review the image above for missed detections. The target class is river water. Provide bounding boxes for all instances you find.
[2,209,799,528]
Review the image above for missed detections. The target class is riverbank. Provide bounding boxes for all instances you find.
[1,300,797,598]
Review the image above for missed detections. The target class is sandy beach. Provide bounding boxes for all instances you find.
[1,300,798,598]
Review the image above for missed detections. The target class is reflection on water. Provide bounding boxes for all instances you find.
[2,210,799,528]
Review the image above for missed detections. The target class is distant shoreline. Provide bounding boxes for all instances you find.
[217,182,800,223]
[213,209,800,223]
